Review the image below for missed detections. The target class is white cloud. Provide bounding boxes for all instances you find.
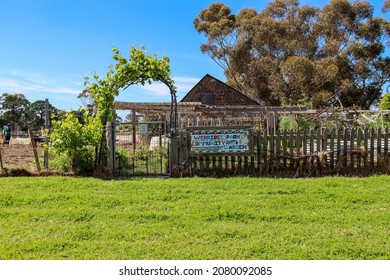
[0,70,201,107]
[174,76,200,84]
[0,77,80,95]
[9,70,50,85]
[129,75,199,97]
[0,70,82,96]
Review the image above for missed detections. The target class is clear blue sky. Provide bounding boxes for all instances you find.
[0,0,388,111]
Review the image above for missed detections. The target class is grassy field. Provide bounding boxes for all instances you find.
[0,176,389,260]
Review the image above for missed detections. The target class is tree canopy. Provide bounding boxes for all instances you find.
[194,0,390,109]
[0,93,57,130]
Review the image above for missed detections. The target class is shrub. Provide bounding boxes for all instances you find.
[115,148,131,174]
[49,110,101,174]
[279,115,312,130]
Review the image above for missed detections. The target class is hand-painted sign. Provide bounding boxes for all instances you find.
[188,126,253,155]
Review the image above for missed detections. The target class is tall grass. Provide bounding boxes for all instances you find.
[0,176,389,259]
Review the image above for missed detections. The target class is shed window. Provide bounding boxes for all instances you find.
[201,92,213,105]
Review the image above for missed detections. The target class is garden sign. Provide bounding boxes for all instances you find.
[187,126,254,155]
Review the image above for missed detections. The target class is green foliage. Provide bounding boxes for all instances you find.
[0,93,30,129]
[84,46,176,126]
[28,100,59,131]
[0,94,59,131]
[115,148,131,174]
[82,46,175,167]
[379,93,390,110]
[1,176,390,259]
[377,93,390,127]
[49,110,101,174]
[279,115,313,130]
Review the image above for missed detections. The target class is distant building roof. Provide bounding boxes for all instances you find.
[180,74,259,106]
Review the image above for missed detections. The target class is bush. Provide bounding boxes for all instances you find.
[116,148,131,174]
[279,115,313,130]
[379,93,390,110]
[49,110,101,174]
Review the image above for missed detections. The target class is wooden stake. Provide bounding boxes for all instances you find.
[28,128,41,172]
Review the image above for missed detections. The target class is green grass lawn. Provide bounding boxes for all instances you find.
[0,176,389,260]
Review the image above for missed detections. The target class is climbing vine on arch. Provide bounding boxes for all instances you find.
[85,46,177,167]
[84,46,176,126]
[50,47,176,173]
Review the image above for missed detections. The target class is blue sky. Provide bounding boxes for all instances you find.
[0,0,388,111]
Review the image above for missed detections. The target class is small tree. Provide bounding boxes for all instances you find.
[0,93,30,130]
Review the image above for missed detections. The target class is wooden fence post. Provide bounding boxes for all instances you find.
[28,128,41,172]
[377,128,382,166]
[106,122,116,176]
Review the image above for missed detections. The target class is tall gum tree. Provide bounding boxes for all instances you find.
[194,0,389,109]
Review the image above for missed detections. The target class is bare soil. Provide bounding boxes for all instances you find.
[0,144,42,171]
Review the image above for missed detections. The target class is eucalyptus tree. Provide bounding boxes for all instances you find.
[194,0,389,109]
[0,93,30,129]
[384,0,390,12]
[316,0,390,108]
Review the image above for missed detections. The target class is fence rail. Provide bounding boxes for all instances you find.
[174,128,390,177]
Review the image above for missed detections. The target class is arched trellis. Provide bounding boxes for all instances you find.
[154,77,177,175]
[83,46,177,174]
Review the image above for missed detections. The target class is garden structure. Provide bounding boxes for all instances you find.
[112,74,390,177]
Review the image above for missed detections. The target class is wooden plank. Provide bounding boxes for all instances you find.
[244,155,249,172]
[28,128,41,172]
[231,156,236,173]
[302,130,308,173]
[309,129,315,172]
[350,128,355,168]
[289,129,294,170]
[316,128,322,174]
[205,156,210,172]
[263,130,268,174]
[275,130,281,170]
[323,129,329,171]
[224,155,229,172]
[296,129,301,170]
[343,128,348,168]
[356,128,362,169]
[256,131,261,172]
[370,127,375,165]
[193,156,198,174]
[199,156,204,172]
[269,130,275,173]
[363,128,369,168]
[218,155,223,171]
[336,128,342,168]
[282,130,288,168]
[377,128,382,166]
[330,129,335,170]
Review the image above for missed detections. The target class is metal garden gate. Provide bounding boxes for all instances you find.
[114,121,169,176]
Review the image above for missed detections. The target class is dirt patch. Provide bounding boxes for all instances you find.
[0,144,43,171]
